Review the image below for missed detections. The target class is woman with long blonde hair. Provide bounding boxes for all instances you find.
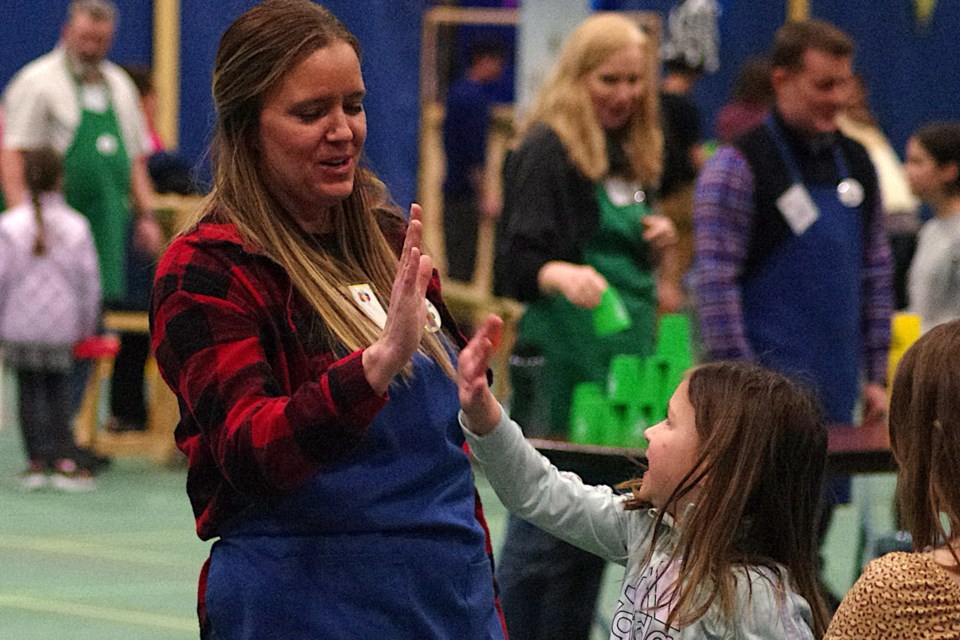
[494,13,677,639]
[150,1,505,637]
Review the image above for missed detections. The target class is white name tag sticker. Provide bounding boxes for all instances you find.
[777,183,819,236]
[603,177,635,207]
[348,284,387,329]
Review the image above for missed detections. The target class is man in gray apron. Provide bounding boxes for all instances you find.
[1,0,161,455]
[692,19,893,606]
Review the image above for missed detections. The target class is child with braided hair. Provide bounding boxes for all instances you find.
[0,147,101,491]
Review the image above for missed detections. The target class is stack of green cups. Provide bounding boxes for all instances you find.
[621,404,649,449]
[607,355,643,405]
[638,356,668,426]
[568,314,694,449]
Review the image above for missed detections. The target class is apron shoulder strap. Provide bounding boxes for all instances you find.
[733,126,794,279]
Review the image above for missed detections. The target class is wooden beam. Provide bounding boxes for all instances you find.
[153,0,181,149]
[787,0,809,21]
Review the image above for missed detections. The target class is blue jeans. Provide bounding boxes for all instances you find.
[496,516,606,640]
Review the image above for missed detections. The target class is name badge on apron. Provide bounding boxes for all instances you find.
[348,284,387,329]
[777,183,819,235]
[603,176,645,207]
[95,133,118,156]
[425,300,442,333]
[347,284,442,333]
[837,178,865,208]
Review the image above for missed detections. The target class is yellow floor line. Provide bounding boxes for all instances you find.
[0,591,195,632]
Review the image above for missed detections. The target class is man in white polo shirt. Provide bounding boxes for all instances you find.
[2,0,161,304]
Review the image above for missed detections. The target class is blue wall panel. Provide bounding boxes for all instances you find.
[812,0,960,160]
[2,0,153,91]
[177,0,258,188]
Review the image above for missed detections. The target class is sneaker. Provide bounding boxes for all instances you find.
[71,446,111,475]
[51,459,96,493]
[19,462,48,492]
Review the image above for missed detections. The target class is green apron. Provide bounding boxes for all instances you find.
[515,180,656,433]
[63,76,132,302]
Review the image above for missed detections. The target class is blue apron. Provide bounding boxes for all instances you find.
[741,118,863,426]
[203,354,503,640]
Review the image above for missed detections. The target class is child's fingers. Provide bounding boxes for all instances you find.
[458,339,494,396]
[460,338,489,381]
[490,320,503,350]
[459,316,502,389]
[475,315,504,348]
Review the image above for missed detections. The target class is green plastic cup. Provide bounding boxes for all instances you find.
[593,287,632,337]
[639,356,670,424]
[569,383,605,444]
[596,401,624,447]
[620,404,649,449]
[655,314,693,368]
[607,355,644,406]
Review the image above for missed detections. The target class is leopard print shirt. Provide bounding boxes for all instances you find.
[825,551,960,639]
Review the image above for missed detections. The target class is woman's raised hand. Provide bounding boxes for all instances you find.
[641,214,677,251]
[538,261,608,309]
[362,204,433,394]
[457,314,504,435]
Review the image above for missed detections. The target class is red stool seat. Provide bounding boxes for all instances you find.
[74,335,121,360]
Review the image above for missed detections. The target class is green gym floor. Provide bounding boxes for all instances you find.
[0,371,897,639]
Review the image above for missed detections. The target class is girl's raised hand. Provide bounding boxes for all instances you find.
[457,314,504,435]
[362,204,433,394]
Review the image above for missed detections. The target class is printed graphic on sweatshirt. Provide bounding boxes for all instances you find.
[610,558,679,639]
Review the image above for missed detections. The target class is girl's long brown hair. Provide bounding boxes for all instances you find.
[889,319,960,566]
[621,361,829,636]
[23,147,63,256]
[185,0,453,376]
